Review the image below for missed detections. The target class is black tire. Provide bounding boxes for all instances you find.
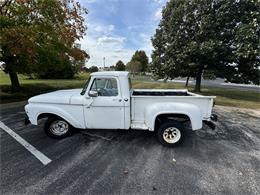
[44,117,73,139]
[156,120,185,147]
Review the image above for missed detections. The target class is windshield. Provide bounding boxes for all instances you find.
[80,77,91,95]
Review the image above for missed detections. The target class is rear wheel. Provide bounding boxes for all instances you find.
[44,117,73,139]
[157,120,185,147]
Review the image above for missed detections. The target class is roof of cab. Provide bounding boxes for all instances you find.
[90,71,129,77]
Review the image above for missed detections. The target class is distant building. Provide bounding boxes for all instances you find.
[99,66,112,71]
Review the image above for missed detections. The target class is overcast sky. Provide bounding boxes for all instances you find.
[78,0,167,67]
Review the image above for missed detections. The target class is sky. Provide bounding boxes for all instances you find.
[78,0,167,67]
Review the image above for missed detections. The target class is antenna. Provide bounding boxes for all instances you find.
[103,57,105,68]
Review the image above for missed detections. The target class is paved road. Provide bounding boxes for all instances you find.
[1,102,260,194]
[157,78,260,92]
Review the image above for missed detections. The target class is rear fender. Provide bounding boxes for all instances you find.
[144,102,202,131]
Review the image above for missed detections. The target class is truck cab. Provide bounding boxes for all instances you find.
[81,71,131,129]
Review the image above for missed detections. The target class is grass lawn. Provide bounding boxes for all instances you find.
[1,71,259,109]
[0,71,89,103]
[131,81,260,109]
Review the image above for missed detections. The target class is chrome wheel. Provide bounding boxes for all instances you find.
[163,127,181,144]
[49,120,69,136]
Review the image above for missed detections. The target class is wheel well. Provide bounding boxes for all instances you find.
[37,113,61,121]
[154,114,191,131]
[37,113,76,128]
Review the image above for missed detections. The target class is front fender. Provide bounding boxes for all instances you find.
[144,102,202,131]
[25,103,84,129]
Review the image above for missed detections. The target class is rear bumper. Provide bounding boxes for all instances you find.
[210,114,218,122]
[203,114,218,130]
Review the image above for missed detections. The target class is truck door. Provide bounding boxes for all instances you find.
[84,77,125,129]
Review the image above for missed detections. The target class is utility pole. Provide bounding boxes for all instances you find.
[103,57,105,68]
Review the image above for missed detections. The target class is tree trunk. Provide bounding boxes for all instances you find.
[163,76,168,83]
[28,73,33,79]
[185,75,190,87]
[9,71,21,91]
[194,68,203,92]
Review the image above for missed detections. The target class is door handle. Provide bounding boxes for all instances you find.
[112,98,122,102]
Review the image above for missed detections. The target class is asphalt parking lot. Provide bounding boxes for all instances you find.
[1,102,260,194]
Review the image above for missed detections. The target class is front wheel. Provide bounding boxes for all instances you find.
[157,120,185,147]
[44,117,73,139]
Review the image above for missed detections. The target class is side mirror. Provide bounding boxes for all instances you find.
[88,90,98,97]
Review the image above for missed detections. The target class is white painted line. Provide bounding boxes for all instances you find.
[0,121,52,165]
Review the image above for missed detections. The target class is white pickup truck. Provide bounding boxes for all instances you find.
[25,71,217,147]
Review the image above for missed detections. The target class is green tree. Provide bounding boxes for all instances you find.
[89,66,98,73]
[151,0,260,92]
[69,47,89,76]
[115,60,125,71]
[109,65,115,71]
[126,61,141,76]
[82,66,89,72]
[0,0,88,91]
[131,50,149,73]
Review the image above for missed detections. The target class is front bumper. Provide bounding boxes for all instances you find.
[25,117,30,125]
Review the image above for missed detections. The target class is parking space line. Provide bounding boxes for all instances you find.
[0,121,52,165]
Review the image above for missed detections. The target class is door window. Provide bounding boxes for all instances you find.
[90,78,118,96]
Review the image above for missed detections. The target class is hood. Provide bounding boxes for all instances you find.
[28,89,82,104]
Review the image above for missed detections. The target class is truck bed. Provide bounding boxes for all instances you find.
[130,89,215,130]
